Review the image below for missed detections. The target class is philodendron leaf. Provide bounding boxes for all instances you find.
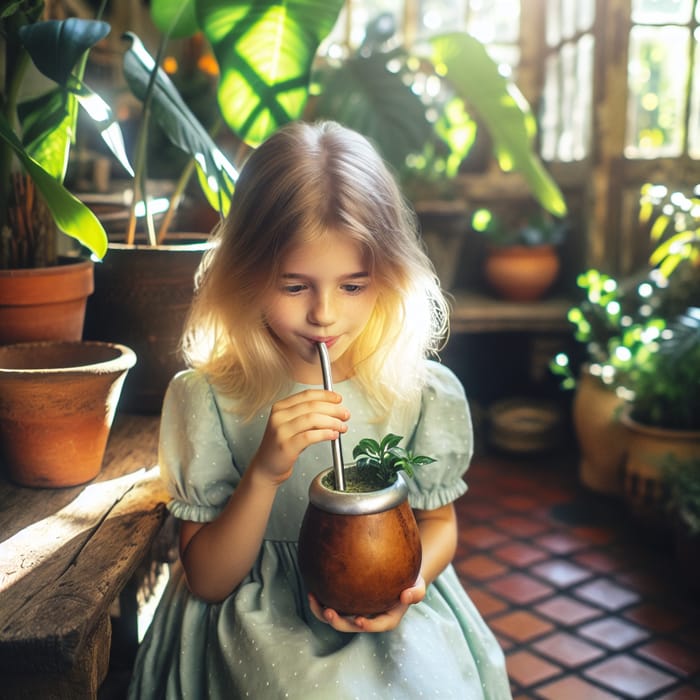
[430,32,567,218]
[197,0,344,146]
[18,18,110,85]
[312,52,432,173]
[0,112,108,259]
[123,32,237,216]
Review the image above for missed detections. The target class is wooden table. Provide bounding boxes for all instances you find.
[0,414,168,699]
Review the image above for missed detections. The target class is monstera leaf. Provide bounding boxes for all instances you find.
[195,0,345,146]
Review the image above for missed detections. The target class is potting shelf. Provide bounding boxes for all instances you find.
[0,413,167,699]
[449,291,572,333]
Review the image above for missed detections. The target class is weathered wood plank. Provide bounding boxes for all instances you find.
[0,414,167,675]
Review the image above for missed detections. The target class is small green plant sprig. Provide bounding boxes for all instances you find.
[352,433,436,486]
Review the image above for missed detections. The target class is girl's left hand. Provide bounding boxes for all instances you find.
[308,575,426,633]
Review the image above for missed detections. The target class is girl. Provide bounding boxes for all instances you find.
[128,121,511,699]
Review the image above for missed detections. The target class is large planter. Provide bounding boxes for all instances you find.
[484,244,560,301]
[621,410,700,527]
[0,257,94,344]
[83,236,213,414]
[0,341,136,488]
[573,368,627,495]
[298,466,422,617]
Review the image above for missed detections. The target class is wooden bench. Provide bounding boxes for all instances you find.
[0,414,168,699]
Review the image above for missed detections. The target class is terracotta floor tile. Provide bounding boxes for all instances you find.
[534,531,590,554]
[499,494,542,512]
[506,650,562,687]
[487,572,555,605]
[573,549,627,573]
[635,639,700,676]
[488,610,554,643]
[532,631,606,667]
[467,587,509,618]
[493,515,550,537]
[578,617,650,650]
[573,577,641,611]
[492,542,549,567]
[455,554,508,581]
[571,525,617,545]
[615,567,673,596]
[534,595,604,625]
[583,654,678,698]
[623,602,688,633]
[459,524,509,549]
[458,501,503,521]
[534,675,620,700]
[529,558,593,587]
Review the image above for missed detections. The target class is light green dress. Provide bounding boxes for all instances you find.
[128,361,511,699]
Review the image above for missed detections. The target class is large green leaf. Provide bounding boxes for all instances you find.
[197,0,344,146]
[150,0,199,38]
[18,18,110,85]
[430,32,567,217]
[123,32,237,215]
[0,113,108,259]
[312,52,433,173]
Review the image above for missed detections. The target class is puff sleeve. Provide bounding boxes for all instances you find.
[405,362,473,511]
[158,370,239,523]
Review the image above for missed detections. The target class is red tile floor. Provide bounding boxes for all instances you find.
[456,449,700,700]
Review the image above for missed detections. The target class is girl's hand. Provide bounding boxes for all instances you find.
[252,389,349,484]
[308,575,426,633]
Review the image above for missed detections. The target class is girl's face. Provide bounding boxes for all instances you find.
[263,230,379,384]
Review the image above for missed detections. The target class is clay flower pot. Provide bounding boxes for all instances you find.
[0,341,136,488]
[298,466,422,617]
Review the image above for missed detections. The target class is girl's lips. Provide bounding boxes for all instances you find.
[308,336,338,348]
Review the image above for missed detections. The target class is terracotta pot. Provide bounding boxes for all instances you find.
[573,368,627,495]
[0,257,94,344]
[298,467,422,616]
[621,410,700,528]
[0,341,136,488]
[83,236,213,414]
[484,244,560,301]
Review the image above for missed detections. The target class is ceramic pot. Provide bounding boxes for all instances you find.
[0,341,136,488]
[84,235,213,413]
[621,409,700,528]
[298,466,422,617]
[0,257,94,344]
[573,368,627,495]
[484,244,560,301]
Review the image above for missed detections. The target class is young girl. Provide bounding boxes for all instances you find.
[128,121,511,699]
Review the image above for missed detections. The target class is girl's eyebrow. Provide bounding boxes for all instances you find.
[280,271,370,279]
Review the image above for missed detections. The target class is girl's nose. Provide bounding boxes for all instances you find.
[308,292,335,326]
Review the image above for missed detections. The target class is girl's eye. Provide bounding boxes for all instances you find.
[342,283,365,294]
[283,284,306,294]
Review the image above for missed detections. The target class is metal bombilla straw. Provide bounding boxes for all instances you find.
[316,342,346,491]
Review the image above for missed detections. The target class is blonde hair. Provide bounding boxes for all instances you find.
[182,120,449,418]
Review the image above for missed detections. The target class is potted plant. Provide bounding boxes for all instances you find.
[304,13,567,291]
[0,5,118,343]
[471,205,569,301]
[298,434,434,617]
[662,456,700,591]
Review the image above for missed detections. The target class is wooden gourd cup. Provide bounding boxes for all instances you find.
[298,465,422,617]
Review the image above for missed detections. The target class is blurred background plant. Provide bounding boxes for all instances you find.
[550,182,700,427]
[471,206,569,248]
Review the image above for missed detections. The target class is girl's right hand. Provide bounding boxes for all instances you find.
[251,389,349,484]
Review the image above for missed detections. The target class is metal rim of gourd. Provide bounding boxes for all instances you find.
[308,466,409,515]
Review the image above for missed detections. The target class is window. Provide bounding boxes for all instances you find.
[626,0,699,158]
[540,0,595,162]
